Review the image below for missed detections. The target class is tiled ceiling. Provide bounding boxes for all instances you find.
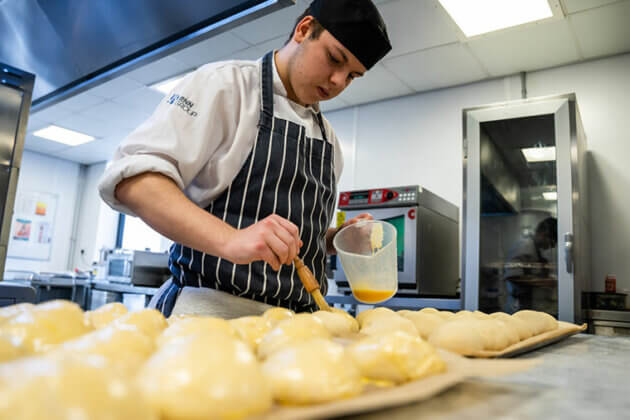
[24,0,630,165]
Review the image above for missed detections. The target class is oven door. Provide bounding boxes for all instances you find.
[334,207,418,292]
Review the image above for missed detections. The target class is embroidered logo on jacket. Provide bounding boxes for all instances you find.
[167,94,198,117]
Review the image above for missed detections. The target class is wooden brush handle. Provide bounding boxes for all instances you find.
[293,257,320,293]
[293,257,332,312]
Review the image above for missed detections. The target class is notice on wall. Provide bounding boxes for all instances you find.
[7,191,58,261]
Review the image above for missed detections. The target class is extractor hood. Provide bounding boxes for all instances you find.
[0,0,294,111]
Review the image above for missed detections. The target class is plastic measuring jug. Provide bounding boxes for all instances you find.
[333,220,397,304]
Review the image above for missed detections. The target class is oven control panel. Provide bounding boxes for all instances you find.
[338,185,420,209]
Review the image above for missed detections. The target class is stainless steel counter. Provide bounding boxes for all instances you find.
[343,334,630,419]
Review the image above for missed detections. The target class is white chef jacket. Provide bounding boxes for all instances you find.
[98,54,344,216]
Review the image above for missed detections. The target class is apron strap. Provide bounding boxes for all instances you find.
[260,51,329,143]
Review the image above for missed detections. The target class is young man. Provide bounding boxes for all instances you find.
[98,0,392,317]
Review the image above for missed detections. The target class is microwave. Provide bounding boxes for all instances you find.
[333,185,459,298]
[107,249,170,287]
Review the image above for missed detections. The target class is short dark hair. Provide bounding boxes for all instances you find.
[536,217,557,245]
[285,7,325,45]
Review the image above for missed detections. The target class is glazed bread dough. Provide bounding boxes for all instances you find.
[428,319,486,355]
[257,314,331,360]
[262,307,295,326]
[312,309,359,336]
[490,312,535,341]
[110,309,167,340]
[157,316,236,347]
[0,300,91,354]
[0,354,156,420]
[229,316,272,351]
[137,332,271,420]
[356,307,396,327]
[261,337,363,405]
[360,314,419,338]
[513,310,558,335]
[54,326,155,376]
[397,311,445,340]
[0,333,25,362]
[84,302,128,329]
[348,331,446,384]
[0,303,34,324]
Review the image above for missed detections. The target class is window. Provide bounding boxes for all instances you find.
[118,214,172,252]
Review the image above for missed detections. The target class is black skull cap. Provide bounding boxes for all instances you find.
[308,0,392,69]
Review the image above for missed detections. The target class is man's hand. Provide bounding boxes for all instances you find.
[223,215,303,271]
[326,213,373,254]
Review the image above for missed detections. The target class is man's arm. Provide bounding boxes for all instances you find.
[115,172,301,271]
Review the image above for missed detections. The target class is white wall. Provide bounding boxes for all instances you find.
[326,52,630,293]
[5,151,81,273]
[71,162,118,270]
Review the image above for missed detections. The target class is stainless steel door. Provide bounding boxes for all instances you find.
[463,94,586,322]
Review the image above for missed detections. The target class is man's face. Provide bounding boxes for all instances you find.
[288,18,367,106]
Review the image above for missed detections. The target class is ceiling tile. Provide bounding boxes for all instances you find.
[169,32,251,68]
[55,92,106,112]
[231,0,308,45]
[124,56,192,86]
[320,96,351,112]
[340,64,413,105]
[55,113,129,139]
[25,115,49,133]
[383,43,488,92]
[23,133,71,154]
[86,76,146,99]
[225,46,267,61]
[78,101,150,131]
[110,87,165,115]
[53,138,120,165]
[562,0,622,14]
[378,0,461,58]
[569,0,630,58]
[468,19,580,76]
[31,104,74,123]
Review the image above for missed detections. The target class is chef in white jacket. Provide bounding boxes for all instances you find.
[98,0,392,317]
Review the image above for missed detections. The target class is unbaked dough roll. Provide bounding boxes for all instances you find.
[84,302,128,329]
[0,303,34,324]
[261,338,363,405]
[157,316,236,347]
[53,326,155,376]
[0,333,26,362]
[397,311,445,340]
[360,314,419,338]
[257,314,331,359]
[229,316,272,351]
[312,309,359,336]
[437,311,456,321]
[0,300,91,354]
[419,307,440,315]
[428,319,485,355]
[513,310,558,335]
[348,331,446,384]
[262,307,295,326]
[356,307,396,327]
[490,312,534,341]
[137,331,271,420]
[110,309,167,340]
[476,319,517,351]
[0,354,156,420]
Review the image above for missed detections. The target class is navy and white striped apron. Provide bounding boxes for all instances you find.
[153,52,337,317]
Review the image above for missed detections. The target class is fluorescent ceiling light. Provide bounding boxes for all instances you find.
[33,125,95,146]
[521,146,556,162]
[438,0,553,37]
[150,73,191,94]
[543,191,557,201]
